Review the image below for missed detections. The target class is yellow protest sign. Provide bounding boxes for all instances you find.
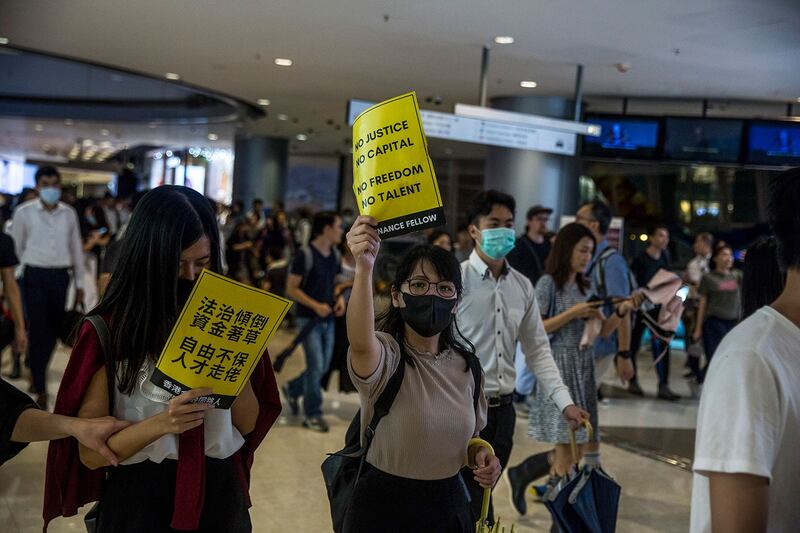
[150,270,292,408]
[352,91,444,238]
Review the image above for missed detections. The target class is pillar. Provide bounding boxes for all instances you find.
[232,135,288,207]
[484,96,580,232]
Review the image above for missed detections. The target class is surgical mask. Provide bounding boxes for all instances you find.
[177,277,197,310]
[399,293,456,338]
[39,187,61,206]
[86,214,97,226]
[480,227,516,260]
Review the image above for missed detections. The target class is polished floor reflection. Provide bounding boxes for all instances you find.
[1,328,696,532]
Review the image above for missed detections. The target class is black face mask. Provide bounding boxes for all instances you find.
[177,277,197,310]
[399,293,457,338]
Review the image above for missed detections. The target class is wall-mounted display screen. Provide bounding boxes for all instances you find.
[747,120,800,166]
[664,118,744,163]
[582,115,661,159]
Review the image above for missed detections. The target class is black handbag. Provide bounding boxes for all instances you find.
[59,303,86,347]
[321,354,406,533]
[82,315,114,533]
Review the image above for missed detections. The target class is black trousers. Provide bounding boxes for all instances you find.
[460,402,516,524]
[22,267,69,394]
[630,307,671,386]
[343,462,472,533]
[97,457,251,533]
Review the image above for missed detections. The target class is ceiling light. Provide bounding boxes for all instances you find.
[296,134,308,141]
[257,99,271,106]
[796,97,800,103]
[0,37,8,45]
[64,119,74,126]
[274,58,293,67]
[277,114,288,121]
[494,36,514,45]
[165,150,173,157]
[520,81,538,88]
[34,124,44,132]
[208,133,219,141]
[100,129,110,136]
[165,72,181,80]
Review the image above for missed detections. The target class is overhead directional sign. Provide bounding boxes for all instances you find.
[347,99,601,156]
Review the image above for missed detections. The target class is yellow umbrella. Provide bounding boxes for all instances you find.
[469,437,516,533]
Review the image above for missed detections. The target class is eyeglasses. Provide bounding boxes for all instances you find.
[404,278,457,299]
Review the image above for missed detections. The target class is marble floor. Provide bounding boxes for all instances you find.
[1,328,697,532]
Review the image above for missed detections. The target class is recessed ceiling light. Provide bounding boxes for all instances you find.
[165,72,181,80]
[296,134,308,141]
[274,58,293,67]
[34,124,44,132]
[494,36,514,45]
[257,99,271,106]
[100,129,110,136]
[208,133,218,141]
[0,37,8,45]
[64,119,74,126]
[520,81,538,88]
[277,114,289,121]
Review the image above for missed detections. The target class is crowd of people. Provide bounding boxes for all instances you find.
[0,163,797,532]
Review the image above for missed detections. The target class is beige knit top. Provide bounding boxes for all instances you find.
[347,331,488,480]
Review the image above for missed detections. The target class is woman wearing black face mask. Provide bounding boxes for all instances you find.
[343,216,501,532]
[43,186,282,532]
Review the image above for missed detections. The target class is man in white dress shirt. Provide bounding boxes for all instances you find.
[456,189,587,522]
[10,166,84,409]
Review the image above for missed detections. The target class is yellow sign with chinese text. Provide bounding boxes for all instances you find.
[352,91,444,238]
[151,270,292,408]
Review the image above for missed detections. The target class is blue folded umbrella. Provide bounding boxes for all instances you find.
[544,465,621,533]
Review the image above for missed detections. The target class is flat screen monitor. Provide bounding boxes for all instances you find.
[582,115,661,158]
[747,120,800,166]
[664,118,744,163]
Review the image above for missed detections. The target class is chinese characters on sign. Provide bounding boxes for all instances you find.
[151,270,293,408]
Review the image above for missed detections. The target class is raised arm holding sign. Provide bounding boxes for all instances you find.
[352,92,445,238]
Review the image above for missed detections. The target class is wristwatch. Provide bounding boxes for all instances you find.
[615,350,632,360]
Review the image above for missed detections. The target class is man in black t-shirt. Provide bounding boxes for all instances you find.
[630,224,679,400]
[506,205,553,410]
[0,232,27,380]
[283,212,344,432]
[506,204,552,286]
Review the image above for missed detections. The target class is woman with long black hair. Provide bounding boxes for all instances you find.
[343,215,501,532]
[43,186,282,532]
[528,223,638,477]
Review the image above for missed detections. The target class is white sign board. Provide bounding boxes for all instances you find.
[347,99,577,155]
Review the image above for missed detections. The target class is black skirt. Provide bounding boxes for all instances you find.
[96,456,251,533]
[343,462,473,533]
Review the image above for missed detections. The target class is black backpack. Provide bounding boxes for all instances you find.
[321,344,482,532]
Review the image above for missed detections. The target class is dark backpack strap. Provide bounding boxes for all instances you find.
[364,350,405,441]
[468,355,482,410]
[86,315,114,416]
[588,247,617,298]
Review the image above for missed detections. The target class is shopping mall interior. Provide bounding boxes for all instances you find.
[1,1,799,532]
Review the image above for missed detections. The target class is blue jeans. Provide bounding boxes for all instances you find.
[287,317,335,418]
